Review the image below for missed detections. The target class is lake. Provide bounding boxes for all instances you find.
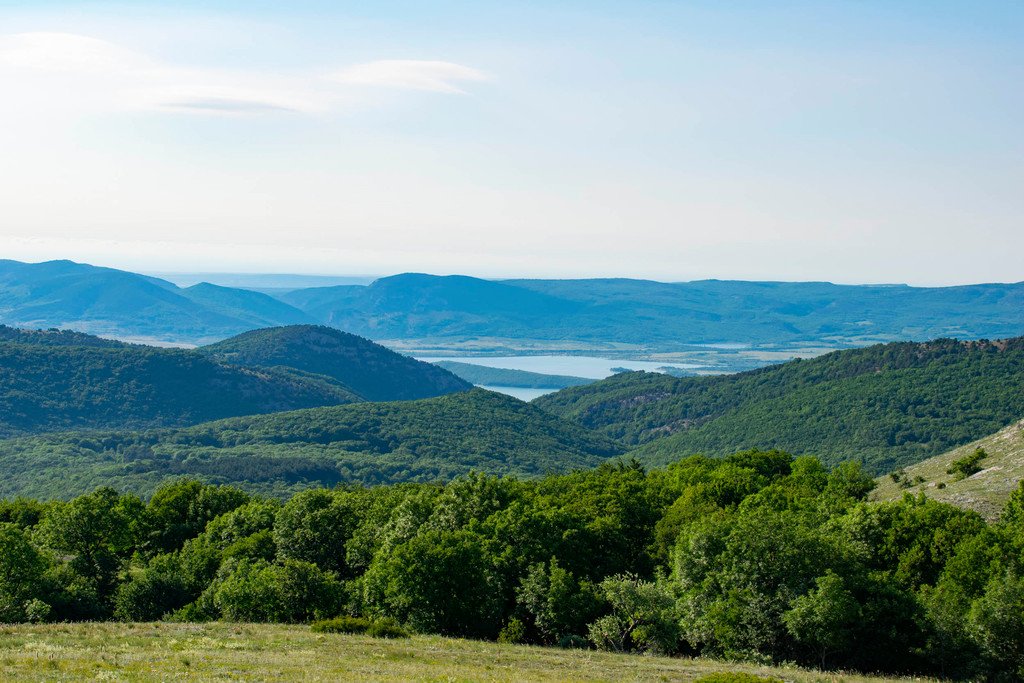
[477,386,554,401]
[419,355,706,401]
[419,354,703,379]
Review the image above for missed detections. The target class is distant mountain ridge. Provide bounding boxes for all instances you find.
[0,259,313,343]
[280,275,1024,346]
[3,259,1022,347]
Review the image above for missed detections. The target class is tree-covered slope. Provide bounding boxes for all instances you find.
[200,325,470,401]
[0,389,623,498]
[535,338,1024,472]
[0,324,125,348]
[0,337,360,436]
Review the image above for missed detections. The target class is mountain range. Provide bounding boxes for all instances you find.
[2,259,1022,347]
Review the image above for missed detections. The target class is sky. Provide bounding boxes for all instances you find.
[0,1,1021,285]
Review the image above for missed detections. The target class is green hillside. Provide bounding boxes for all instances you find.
[433,360,593,389]
[0,389,622,498]
[201,325,470,401]
[0,330,360,435]
[873,418,1024,520]
[535,338,1024,473]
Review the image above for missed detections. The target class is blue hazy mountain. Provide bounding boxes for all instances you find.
[0,260,314,343]
[179,283,316,328]
[280,274,1024,346]
[3,259,1023,347]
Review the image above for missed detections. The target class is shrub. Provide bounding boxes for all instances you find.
[694,674,782,683]
[498,617,527,644]
[310,615,408,639]
[947,448,988,481]
[23,598,52,624]
[311,616,370,634]
[366,617,410,639]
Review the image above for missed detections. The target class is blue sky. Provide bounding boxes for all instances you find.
[1,1,1021,284]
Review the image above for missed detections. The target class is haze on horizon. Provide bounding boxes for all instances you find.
[1,1,1022,286]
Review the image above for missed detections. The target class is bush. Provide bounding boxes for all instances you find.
[23,598,52,624]
[498,617,527,644]
[694,674,782,683]
[214,559,343,623]
[366,617,409,639]
[311,616,371,634]
[947,448,988,481]
[310,615,408,639]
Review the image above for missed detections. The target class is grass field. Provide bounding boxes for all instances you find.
[0,622,928,682]
[873,418,1024,520]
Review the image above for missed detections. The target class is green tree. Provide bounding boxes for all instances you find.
[0,523,48,622]
[113,554,188,621]
[968,570,1024,680]
[214,559,342,623]
[274,489,360,575]
[783,571,861,669]
[145,478,249,555]
[35,487,143,608]
[363,529,500,638]
[587,574,680,654]
[516,558,604,644]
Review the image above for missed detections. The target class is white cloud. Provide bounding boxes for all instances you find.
[0,32,147,73]
[330,60,488,93]
[0,32,486,116]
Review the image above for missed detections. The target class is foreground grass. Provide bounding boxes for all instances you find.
[873,418,1024,520]
[0,622,927,682]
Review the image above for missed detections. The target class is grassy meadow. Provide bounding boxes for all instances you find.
[873,418,1024,519]
[0,622,926,682]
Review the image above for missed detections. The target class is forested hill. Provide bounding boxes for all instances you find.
[0,324,126,347]
[0,339,361,436]
[0,389,623,499]
[200,325,470,401]
[534,337,1024,473]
